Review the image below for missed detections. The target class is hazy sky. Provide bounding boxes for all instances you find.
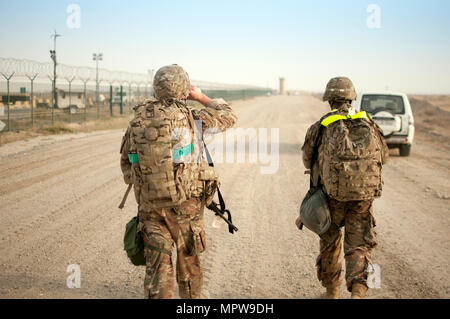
[1,0,449,93]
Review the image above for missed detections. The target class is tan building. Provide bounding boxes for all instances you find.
[279,77,286,95]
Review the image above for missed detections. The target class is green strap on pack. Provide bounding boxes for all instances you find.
[129,143,193,163]
[172,143,193,160]
[128,153,139,164]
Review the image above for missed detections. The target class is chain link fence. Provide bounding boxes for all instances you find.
[0,58,272,132]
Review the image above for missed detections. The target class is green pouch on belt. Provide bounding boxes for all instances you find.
[123,216,145,266]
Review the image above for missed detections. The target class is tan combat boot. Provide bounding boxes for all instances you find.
[351,283,368,299]
[323,286,340,299]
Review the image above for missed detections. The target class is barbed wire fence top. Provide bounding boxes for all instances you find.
[0,58,272,133]
[0,57,264,91]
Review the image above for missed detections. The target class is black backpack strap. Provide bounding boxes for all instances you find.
[310,124,325,188]
[203,139,237,234]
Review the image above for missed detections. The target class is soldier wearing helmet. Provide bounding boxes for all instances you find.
[297,77,388,299]
[120,64,236,299]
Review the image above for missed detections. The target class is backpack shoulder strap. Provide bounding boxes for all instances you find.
[310,124,325,188]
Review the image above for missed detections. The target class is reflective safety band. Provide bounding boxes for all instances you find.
[172,143,193,160]
[321,111,370,127]
[128,153,139,164]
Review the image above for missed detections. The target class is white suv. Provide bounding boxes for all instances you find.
[354,92,415,156]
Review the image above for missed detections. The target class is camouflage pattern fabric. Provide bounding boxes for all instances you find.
[322,77,357,102]
[137,197,205,299]
[301,100,388,292]
[301,103,389,189]
[120,67,236,298]
[120,98,236,211]
[318,111,386,201]
[316,199,377,291]
[153,64,191,101]
[192,98,238,132]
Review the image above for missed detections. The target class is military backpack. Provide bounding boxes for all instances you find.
[126,99,218,210]
[319,111,383,201]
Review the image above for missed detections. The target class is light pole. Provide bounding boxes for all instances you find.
[50,30,61,110]
[93,53,103,118]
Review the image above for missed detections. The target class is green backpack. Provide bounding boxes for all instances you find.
[123,216,146,266]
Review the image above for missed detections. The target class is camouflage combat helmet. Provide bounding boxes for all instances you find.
[153,64,191,101]
[322,77,357,102]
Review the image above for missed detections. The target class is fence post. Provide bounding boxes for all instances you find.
[128,83,132,114]
[26,74,38,126]
[137,84,140,104]
[67,77,75,123]
[120,85,123,115]
[1,72,14,132]
[109,84,113,117]
[82,79,88,122]
[97,82,100,119]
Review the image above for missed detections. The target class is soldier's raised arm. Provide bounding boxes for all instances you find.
[187,86,237,132]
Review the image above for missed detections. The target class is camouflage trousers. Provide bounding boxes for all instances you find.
[137,197,206,299]
[316,199,377,292]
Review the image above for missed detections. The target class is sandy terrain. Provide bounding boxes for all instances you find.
[0,94,449,299]
[408,95,450,150]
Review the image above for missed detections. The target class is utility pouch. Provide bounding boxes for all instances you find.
[123,216,146,266]
[186,222,206,256]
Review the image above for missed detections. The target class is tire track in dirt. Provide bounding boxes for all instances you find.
[0,94,449,299]
[0,155,108,196]
[0,135,120,180]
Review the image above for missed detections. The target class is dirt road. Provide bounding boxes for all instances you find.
[0,94,449,299]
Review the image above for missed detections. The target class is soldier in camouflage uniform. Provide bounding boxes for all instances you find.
[120,65,236,299]
[298,77,389,299]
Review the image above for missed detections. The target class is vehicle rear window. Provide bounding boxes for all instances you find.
[360,95,405,114]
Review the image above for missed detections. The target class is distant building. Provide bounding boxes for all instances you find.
[56,89,86,109]
[279,77,286,95]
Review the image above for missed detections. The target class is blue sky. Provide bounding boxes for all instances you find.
[0,0,449,93]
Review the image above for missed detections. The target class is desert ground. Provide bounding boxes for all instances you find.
[0,93,449,299]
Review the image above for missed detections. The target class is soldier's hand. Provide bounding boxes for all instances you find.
[188,86,211,105]
[187,86,203,101]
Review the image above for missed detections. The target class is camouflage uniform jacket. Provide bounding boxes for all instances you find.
[120,98,237,206]
[302,107,389,188]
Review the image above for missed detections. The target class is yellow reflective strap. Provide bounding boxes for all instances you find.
[350,111,370,120]
[320,111,370,127]
[321,114,347,127]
